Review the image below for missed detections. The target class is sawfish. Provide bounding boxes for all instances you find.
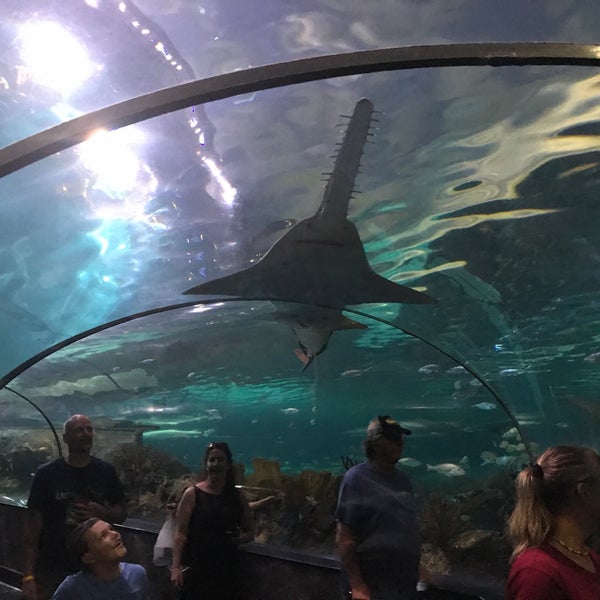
[184,98,435,366]
[272,303,367,370]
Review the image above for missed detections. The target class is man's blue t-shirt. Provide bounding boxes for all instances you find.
[51,563,147,600]
[335,460,420,574]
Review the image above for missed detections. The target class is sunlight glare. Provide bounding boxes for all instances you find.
[201,157,238,206]
[79,128,158,221]
[18,21,95,97]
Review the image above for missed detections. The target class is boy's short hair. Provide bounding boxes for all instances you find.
[67,518,100,560]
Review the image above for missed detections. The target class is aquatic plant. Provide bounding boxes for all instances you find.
[109,443,188,515]
[340,455,357,470]
[419,486,513,582]
[420,492,471,552]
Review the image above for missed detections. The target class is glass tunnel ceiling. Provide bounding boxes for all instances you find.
[2,1,600,478]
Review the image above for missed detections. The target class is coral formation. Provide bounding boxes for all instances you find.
[242,457,342,551]
[419,469,515,582]
[109,443,189,518]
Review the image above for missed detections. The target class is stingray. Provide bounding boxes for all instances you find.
[184,98,435,366]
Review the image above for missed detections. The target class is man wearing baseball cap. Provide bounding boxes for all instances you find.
[335,416,421,600]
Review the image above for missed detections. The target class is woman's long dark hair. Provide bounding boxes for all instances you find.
[203,442,237,489]
[202,441,243,523]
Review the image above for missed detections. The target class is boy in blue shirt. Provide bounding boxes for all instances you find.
[51,518,147,600]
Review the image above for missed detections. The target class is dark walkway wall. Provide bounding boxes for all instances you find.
[0,504,500,599]
[116,521,341,600]
[0,503,340,600]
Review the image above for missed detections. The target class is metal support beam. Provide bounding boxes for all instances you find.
[1,43,600,178]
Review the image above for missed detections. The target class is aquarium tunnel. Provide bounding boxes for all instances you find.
[2,1,600,597]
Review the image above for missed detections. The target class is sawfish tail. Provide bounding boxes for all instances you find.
[318,98,374,225]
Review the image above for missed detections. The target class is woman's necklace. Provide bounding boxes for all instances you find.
[553,538,589,557]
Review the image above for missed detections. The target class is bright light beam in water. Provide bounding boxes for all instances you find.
[17,21,97,97]
[78,128,158,220]
[201,157,238,207]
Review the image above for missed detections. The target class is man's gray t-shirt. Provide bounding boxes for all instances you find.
[335,461,420,579]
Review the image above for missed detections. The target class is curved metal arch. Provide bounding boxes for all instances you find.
[345,307,535,463]
[0,297,534,463]
[5,386,63,458]
[1,42,600,178]
[0,299,204,391]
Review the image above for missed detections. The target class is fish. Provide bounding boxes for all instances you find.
[499,368,522,376]
[398,457,422,468]
[584,351,600,363]
[341,367,371,377]
[273,304,367,370]
[447,366,468,375]
[143,429,205,439]
[281,408,299,415]
[418,363,440,375]
[426,462,466,477]
[205,409,223,420]
[472,402,497,411]
[183,99,436,310]
[502,426,519,441]
[480,451,516,467]
[499,440,527,454]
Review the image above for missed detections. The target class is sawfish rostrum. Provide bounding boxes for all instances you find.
[184,98,435,309]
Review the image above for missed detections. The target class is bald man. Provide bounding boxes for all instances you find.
[22,415,127,600]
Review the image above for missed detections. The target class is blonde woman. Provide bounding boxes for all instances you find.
[506,445,600,599]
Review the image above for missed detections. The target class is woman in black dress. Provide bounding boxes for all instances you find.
[171,442,253,600]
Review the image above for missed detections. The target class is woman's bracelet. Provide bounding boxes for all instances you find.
[169,565,189,573]
[22,575,35,584]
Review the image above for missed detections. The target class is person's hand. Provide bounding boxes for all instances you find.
[73,500,108,521]
[349,583,371,600]
[21,577,37,600]
[418,563,431,583]
[170,565,186,587]
[73,500,100,522]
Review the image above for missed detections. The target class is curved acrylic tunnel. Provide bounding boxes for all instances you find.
[2,26,600,589]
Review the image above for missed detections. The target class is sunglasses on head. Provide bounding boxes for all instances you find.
[207,442,230,450]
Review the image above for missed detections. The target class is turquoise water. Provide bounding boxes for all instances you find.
[1,1,600,526]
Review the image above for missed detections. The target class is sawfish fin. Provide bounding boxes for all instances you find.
[337,316,368,330]
[183,261,274,297]
[182,265,434,306]
[343,270,437,305]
